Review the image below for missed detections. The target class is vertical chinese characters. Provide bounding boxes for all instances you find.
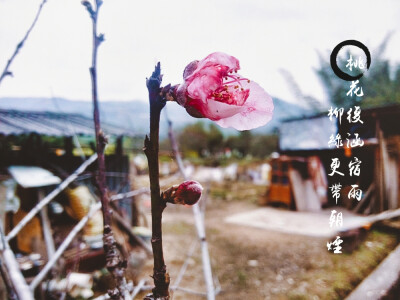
[326,51,367,254]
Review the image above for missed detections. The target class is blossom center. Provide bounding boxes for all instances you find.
[211,74,250,105]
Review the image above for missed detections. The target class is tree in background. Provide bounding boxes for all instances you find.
[175,122,278,160]
[226,131,278,158]
[225,131,252,157]
[178,122,208,157]
[249,134,279,158]
[316,34,400,109]
[207,124,224,155]
[282,34,400,110]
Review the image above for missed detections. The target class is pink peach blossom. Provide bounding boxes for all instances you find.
[176,52,274,131]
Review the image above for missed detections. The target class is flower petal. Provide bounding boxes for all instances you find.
[178,52,274,131]
[215,81,274,130]
[200,99,245,120]
[186,71,222,102]
[198,52,240,72]
[185,52,239,83]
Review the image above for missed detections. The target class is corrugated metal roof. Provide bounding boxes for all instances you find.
[0,109,134,137]
[279,115,338,151]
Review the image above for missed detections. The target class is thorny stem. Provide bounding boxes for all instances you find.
[83,0,128,299]
[143,63,170,299]
[0,0,48,86]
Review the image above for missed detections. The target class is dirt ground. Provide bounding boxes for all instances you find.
[0,176,398,299]
[135,180,399,300]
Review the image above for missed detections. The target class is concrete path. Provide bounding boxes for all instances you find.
[225,207,370,238]
[346,243,400,299]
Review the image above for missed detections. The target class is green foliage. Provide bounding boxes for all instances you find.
[226,131,252,157]
[178,122,209,156]
[207,123,224,154]
[250,134,279,157]
[226,131,278,158]
[175,121,278,160]
[315,34,400,109]
[282,34,400,111]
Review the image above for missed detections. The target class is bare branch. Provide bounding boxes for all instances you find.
[83,0,128,298]
[143,63,170,300]
[0,0,48,86]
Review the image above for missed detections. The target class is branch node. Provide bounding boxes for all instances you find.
[97,33,105,46]
[99,130,108,148]
[81,1,95,19]
[146,63,162,90]
[143,135,151,154]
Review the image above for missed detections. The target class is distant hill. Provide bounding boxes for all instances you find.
[0,97,312,137]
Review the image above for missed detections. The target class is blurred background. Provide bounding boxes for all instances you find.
[1,0,400,299]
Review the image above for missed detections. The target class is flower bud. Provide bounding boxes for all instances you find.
[162,180,203,205]
[183,60,199,79]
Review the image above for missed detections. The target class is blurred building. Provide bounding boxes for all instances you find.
[265,104,400,214]
[0,109,145,290]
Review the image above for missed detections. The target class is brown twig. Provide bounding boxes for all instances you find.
[0,0,48,86]
[143,63,170,300]
[82,1,128,298]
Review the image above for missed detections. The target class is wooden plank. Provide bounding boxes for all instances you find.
[39,191,55,260]
[387,157,398,209]
[288,169,321,212]
[0,223,34,300]
[268,185,291,207]
[111,208,152,256]
[376,127,385,213]
[353,184,374,214]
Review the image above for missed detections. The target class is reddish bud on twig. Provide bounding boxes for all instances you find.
[162,180,203,205]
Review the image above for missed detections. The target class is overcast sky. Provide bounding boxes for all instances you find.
[0,0,399,105]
